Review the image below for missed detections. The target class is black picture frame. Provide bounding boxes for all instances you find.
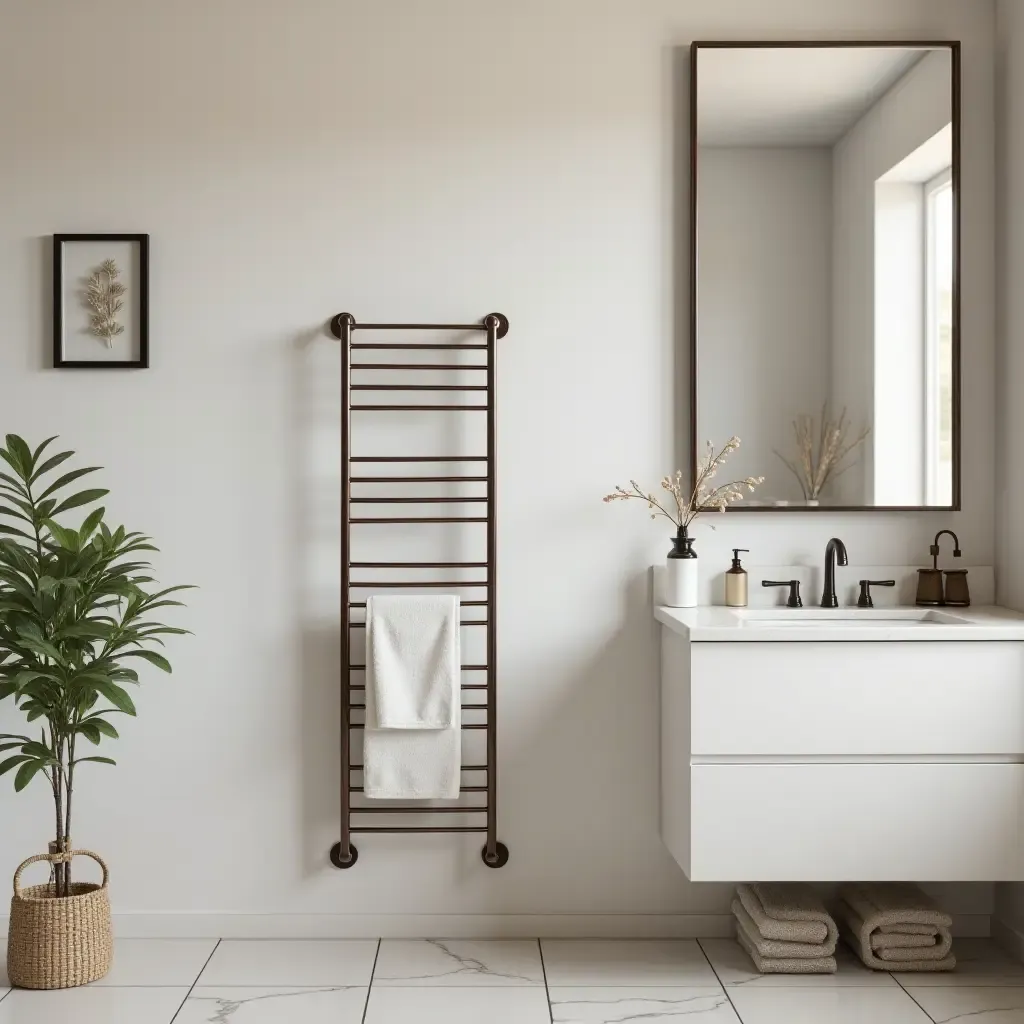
[53,233,149,369]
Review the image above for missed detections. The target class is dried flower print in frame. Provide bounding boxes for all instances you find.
[53,233,149,369]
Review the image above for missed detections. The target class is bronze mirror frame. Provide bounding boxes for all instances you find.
[689,40,962,512]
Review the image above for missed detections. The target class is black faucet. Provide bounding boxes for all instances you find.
[821,537,849,608]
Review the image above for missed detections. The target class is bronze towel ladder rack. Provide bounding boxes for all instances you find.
[328,312,510,870]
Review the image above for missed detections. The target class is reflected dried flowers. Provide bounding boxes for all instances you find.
[774,404,870,502]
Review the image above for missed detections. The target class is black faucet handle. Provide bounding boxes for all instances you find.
[763,579,803,608]
[857,579,896,608]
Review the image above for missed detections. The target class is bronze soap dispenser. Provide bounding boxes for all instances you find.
[916,530,968,607]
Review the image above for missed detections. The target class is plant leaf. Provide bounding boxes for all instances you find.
[87,718,119,740]
[37,467,101,501]
[80,506,105,542]
[93,680,137,716]
[21,741,53,760]
[14,759,44,791]
[78,723,102,745]
[30,448,73,484]
[0,470,27,493]
[31,435,60,463]
[4,436,33,477]
[122,650,172,673]
[43,519,73,548]
[0,524,33,541]
[52,489,109,516]
[0,754,30,776]
[73,756,116,767]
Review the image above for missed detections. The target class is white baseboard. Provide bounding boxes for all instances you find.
[992,915,1024,963]
[0,912,735,941]
[0,911,994,942]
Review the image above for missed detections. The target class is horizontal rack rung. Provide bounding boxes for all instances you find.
[351,805,487,814]
[351,384,488,392]
[349,581,486,588]
[351,517,488,523]
[350,496,487,504]
[350,723,488,730]
[352,702,487,711]
[352,785,486,794]
[349,665,487,671]
[349,599,487,608]
[350,456,487,463]
[352,826,486,834]
[350,476,488,483]
[353,363,486,371]
[350,764,488,772]
[350,683,488,690]
[351,344,488,351]
[349,621,487,628]
[352,404,488,411]
[350,561,487,568]
[350,323,489,331]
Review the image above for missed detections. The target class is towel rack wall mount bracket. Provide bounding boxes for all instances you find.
[330,312,510,340]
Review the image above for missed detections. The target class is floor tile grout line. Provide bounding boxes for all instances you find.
[537,938,553,1023]
[168,937,221,1024]
[696,937,747,1023]
[889,970,941,1023]
[360,938,381,1024]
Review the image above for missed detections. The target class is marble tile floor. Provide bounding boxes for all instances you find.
[0,937,1022,1022]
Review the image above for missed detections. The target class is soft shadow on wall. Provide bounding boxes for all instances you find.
[289,325,343,879]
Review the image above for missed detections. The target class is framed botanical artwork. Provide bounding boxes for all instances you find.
[53,233,149,369]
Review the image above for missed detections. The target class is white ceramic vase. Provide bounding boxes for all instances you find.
[665,527,698,608]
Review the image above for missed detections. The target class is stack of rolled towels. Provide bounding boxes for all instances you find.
[837,883,956,972]
[733,883,839,974]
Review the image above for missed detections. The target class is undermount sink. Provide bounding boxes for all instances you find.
[734,608,970,626]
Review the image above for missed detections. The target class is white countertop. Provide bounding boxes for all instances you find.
[654,604,1024,642]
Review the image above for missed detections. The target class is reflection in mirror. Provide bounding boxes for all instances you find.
[693,44,958,509]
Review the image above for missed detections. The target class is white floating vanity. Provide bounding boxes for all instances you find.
[658,605,1024,883]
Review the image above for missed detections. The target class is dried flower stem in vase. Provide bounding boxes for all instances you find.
[603,436,764,529]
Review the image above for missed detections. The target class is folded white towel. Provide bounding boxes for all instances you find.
[363,595,461,800]
[367,595,459,728]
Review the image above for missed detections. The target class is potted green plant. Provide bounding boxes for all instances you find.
[0,434,191,989]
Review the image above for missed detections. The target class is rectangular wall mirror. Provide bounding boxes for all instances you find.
[691,41,960,510]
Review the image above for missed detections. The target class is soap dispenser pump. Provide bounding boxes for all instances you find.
[726,548,750,607]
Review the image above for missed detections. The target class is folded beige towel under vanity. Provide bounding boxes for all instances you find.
[736,883,839,946]
[736,924,837,975]
[838,883,955,972]
[732,883,838,975]
[732,899,838,959]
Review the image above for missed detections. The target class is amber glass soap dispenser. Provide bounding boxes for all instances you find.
[726,548,750,607]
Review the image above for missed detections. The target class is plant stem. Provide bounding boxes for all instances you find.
[52,740,65,898]
[64,732,75,892]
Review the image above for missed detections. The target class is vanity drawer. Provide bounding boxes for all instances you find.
[690,641,1024,756]
[688,763,1024,881]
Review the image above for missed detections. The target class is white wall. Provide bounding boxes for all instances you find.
[994,0,1024,952]
[831,49,954,504]
[697,146,832,503]
[0,0,995,932]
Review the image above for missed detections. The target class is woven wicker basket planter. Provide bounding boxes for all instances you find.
[7,849,112,989]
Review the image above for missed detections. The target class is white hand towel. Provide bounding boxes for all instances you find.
[363,595,461,800]
[367,595,459,728]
